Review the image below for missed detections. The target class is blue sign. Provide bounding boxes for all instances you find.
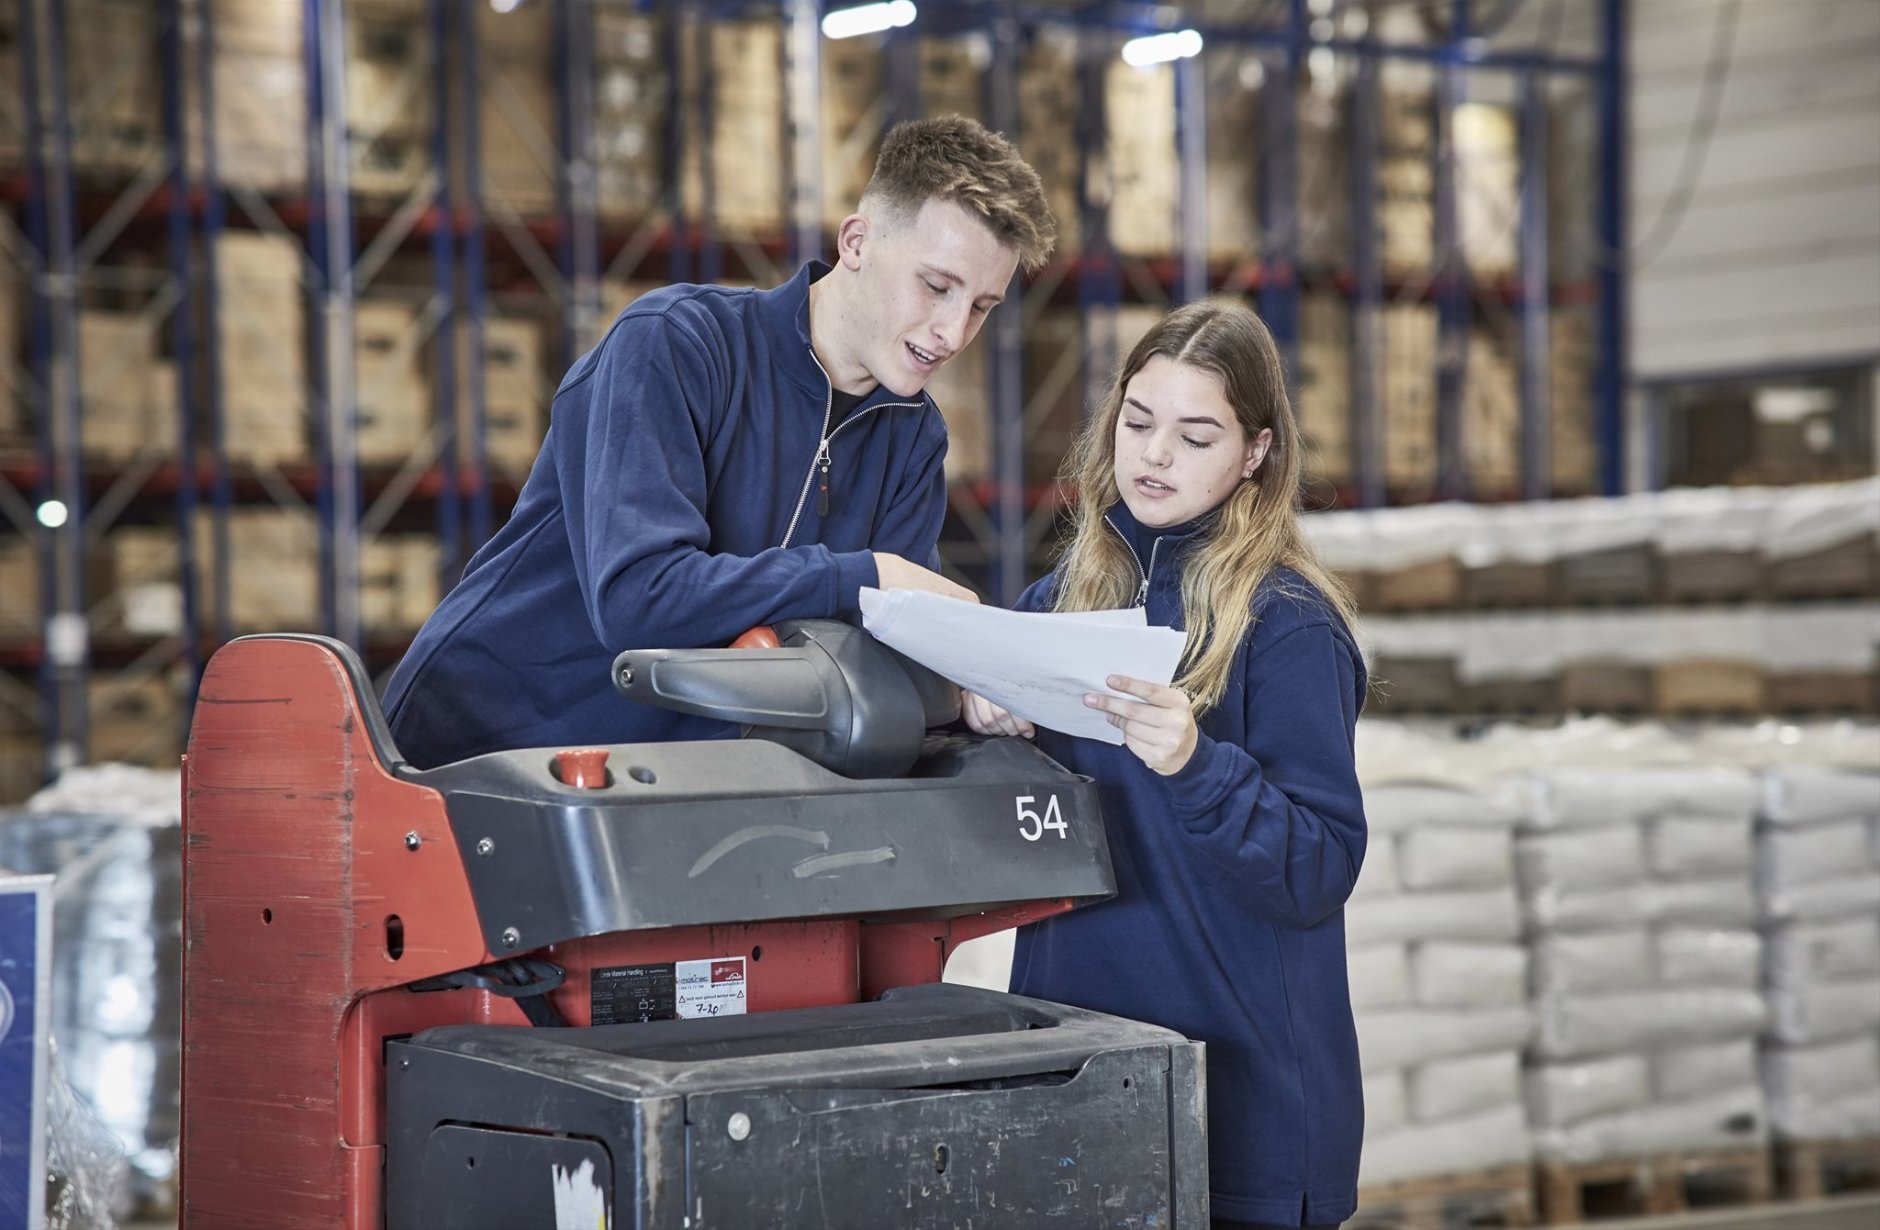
[0,874,51,1230]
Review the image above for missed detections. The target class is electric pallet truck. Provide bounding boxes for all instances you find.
[179,622,1207,1228]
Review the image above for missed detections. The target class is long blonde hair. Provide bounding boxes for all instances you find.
[1052,298,1359,715]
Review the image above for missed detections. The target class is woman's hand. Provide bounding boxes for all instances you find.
[1085,675,1198,775]
[962,690,1035,739]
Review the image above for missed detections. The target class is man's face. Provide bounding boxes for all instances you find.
[845,198,1020,399]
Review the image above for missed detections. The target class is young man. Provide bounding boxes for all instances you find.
[383,116,1056,769]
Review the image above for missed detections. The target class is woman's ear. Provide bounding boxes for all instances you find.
[1242,427,1275,479]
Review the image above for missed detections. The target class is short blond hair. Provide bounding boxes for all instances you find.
[859,115,1057,273]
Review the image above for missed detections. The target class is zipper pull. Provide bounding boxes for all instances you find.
[1135,576,1149,607]
[816,450,832,516]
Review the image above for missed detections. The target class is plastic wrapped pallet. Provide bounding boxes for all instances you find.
[1757,764,1880,1147]
[1520,759,1771,1164]
[1763,478,1879,599]
[0,766,183,1212]
[1347,760,1534,1184]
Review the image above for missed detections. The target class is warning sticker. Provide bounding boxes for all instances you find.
[676,957,747,1020]
[590,963,676,1025]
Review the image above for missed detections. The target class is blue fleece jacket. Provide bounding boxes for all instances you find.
[1009,501,1368,1227]
[382,263,950,768]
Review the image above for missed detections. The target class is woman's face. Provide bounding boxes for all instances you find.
[1112,354,1271,528]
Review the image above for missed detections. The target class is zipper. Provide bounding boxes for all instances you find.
[1107,514,1161,608]
[780,347,922,549]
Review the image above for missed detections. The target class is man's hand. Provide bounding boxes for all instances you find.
[962,690,1036,739]
[873,553,979,604]
[1084,674,1198,775]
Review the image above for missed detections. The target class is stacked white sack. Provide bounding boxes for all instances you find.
[1520,765,1769,1165]
[1347,772,1534,1187]
[1757,766,1880,1143]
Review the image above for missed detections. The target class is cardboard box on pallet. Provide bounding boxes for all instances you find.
[217,233,310,466]
[1012,31,1080,254]
[190,0,306,195]
[1383,303,1438,493]
[820,36,882,235]
[87,674,183,767]
[354,299,430,465]
[924,341,989,486]
[1297,295,1352,488]
[1465,317,1521,498]
[93,526,183,639]
[478,316,547,476]
[361,535,440,633]
[675,19,786,235]
[1551,308,1598,496]
[1107,60,1177,259]
[66,1,162,180]
[0,536,36,638]
[193,508,318,633]
[77,311,180,460]
[594,9,668,219]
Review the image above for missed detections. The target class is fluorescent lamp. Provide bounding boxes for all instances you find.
[822,1,917,41]
[1122,29,1203,67]
[489,0,521,12]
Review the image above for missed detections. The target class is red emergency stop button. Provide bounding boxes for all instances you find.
[554,748,611,789]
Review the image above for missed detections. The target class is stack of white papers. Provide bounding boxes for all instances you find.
[859,587,1188,745]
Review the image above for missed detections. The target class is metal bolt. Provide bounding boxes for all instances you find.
[726,1112,751,1142]
[500,927,520,948]
[476,837,495,858]
[404,831,421,851]
[618,665,634,688]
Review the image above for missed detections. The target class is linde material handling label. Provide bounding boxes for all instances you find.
[590,957,747,1024]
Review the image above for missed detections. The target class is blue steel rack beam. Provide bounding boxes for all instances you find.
[983,1,1025,606]
[304,0,361,648]
[1173,49,1207,307]
[429,0,463,584]
[1597,0,1627,495]
[1519,66,1551,502]
[18,0,88,775]
[784,0,823,270]
[194,0,234,650]
[556,0,604,370]
[1349,45,1384,509]
[1432,0,1470,502]
[1257,0,1304,390]
[159,0,202,705]
[461,1,493,554]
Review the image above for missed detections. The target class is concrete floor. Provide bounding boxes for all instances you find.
[1585,1194,1880,1230]
[130,1194,1880,1229]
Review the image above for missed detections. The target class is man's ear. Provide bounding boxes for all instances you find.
[835,213,869,272]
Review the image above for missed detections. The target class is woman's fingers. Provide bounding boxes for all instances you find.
[964,691,1035,739]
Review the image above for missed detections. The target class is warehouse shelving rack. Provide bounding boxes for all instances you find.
[0,0,1624,791]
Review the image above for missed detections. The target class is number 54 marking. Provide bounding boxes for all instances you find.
[1016,793,1068,841]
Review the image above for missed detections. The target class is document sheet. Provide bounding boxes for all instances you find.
[859,587,1188,745]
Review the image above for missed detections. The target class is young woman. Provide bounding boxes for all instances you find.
[964,299,1367,1230]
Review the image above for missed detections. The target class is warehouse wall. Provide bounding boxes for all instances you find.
[1629,0,1880,379]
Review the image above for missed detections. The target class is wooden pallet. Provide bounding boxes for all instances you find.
[1350,1163,1536,1230]
[1776,1136,1880,1200]
[1536,1147,1771,1224]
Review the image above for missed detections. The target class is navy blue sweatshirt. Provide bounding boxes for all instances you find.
[1009,502,1368,1226]
[383,263,949,768]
